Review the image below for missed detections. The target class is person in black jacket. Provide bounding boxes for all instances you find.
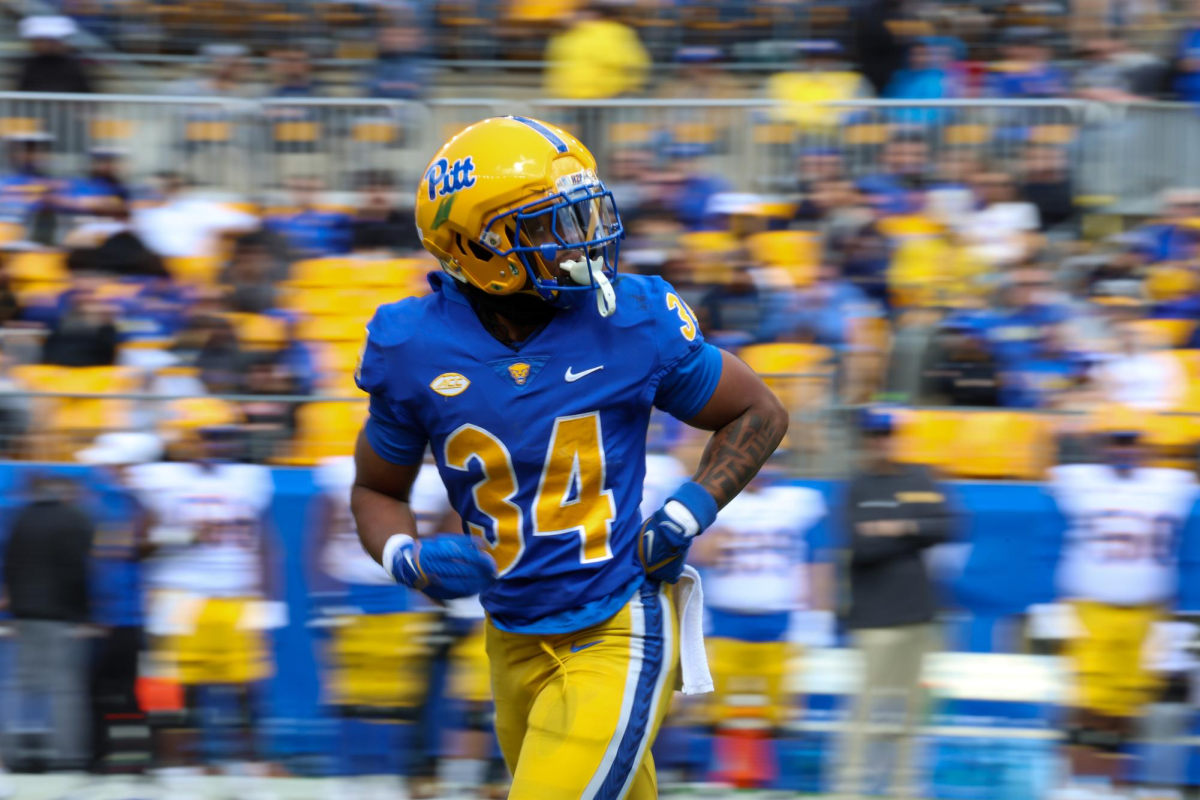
[4,474,95,771]
[15,17,93,95]
[836,406,955,799]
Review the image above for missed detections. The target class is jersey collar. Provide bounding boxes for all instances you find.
[428,271,470,306]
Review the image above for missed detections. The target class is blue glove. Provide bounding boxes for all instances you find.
[638,481,719,584]
[383,533,496,601]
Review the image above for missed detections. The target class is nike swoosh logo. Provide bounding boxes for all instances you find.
[565,365,604,382]
[571,639,604,653]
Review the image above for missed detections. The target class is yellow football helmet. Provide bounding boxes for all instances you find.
[415,116,622,316]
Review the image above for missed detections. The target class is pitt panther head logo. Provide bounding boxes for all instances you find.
[426,156,476,201]
[507,362,531,386]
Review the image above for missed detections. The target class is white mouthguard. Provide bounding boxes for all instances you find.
[562,256,616,318]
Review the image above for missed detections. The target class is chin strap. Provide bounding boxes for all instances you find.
[562,256,616,318]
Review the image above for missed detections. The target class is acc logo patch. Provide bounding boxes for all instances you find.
[507,362,531,386]
[430,372,470,397]
[425,156,476,201]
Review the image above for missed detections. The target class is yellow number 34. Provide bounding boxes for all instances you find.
[443,412,616,575]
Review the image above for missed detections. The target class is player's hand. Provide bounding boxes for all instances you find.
[384,533,496,601]
[638,481,719,584]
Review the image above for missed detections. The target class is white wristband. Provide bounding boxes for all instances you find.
[663,500,701,538]
[380,533,415,581]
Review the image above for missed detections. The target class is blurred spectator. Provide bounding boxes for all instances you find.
[266,176,353,258]
[1073,36,1154,102]
[60,148,131,216]
[15,16,93,94]
[41,288,117,367]
[133,172,257,259]
[241,354,301,459]
[1020,143,1076,232]
[884,37,965,109]
[1174,15,1200,102]
[1091,309,1186,411]
[837,408,954,798]
[222,230,287,314]
[957,171,1041,269]
[76,433,160,774]
[794,147,847,222]
[173,303,242,393]
[779,261,882,350]
[4,474,94,772]
[1130,188,1200,263]
[920,321,1001,406]
[543,2,650,100]
[367,22,429,100]
[352,170,419,253]
[981,268,1072,404]
[925,147,982,228]
[659,47,741,102]
[1001,322,1089,409]
[985,28,1068,99]
[852,0,912,95]
[0,135,59,234]
[767,41,872,131]
[267,47,320,98]
[163,44,250,98]
[654,155,732,232]
[66,198,170,279]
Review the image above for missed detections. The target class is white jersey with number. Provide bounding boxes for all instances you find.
[130,461,274,598]
[705,485,827,614]
[1052,464,1198,606]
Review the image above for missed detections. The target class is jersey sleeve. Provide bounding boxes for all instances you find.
[642,277,724,420]
[356,305,429,465]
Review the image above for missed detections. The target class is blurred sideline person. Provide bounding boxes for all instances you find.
[131,428,278,799]
[837,407,955,799]
[77,432,162,776]
[692,466,833,787]
[316,456,504,799]
[1046,429,1198,800]
[3,474,94,773]
[543,2,650,101]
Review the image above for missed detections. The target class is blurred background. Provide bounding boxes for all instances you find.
[4,0,1200,797]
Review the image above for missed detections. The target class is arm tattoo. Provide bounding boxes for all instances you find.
[693,409,786,507]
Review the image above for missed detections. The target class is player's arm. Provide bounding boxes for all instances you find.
[352,431,495,599]
[351,429,421,564]
[639,350,787,583]
[686,350,789,507]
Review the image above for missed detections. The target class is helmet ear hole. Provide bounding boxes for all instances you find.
[467,240,494,262]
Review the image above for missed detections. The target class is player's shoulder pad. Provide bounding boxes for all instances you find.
[612,273,704,365]
[357,293,441,395]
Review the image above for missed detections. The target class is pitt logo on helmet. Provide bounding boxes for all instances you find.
[425,156,476,201]
[507,363,531,386]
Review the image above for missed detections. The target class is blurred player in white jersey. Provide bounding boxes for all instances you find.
[693,468,832,764]
[1049,429,1199,800]
[316,456,502,798]
[131,428,278,798]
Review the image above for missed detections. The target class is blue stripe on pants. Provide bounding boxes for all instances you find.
[596,582,664,800]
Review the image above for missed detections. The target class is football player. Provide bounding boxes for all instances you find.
[1049,429,1199,800]
[352,116,788,799]
[694,469,832,741]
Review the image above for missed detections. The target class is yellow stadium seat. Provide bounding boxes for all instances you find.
[844,124,890,146]
[878,214,943,239]
[893,409,961,470]
[944,124,991,146]
[317,340,365,376]
[224,312,287,350]
[680,231,739,257]
[184,120,233,144]
[949,411,1051,480]
[0,118,42,137]
[160,397,243,433]
[352,119,398,144]
[672,122,719,146]
[13,280,67,307]
[58,366,137,436]
[280,401,368,465]
[1128,318,1196,349]
[6,250,68,283]
[506,0,580,23]
[1029,124,1075,144]
[753,122,796,145]
[290,258,353,288]
[746,231,819,287]
[608,121,654,148]
[738,342,834,423]
[1146,265,1199,302]
[273,121,322,144]
[90,118,133,141]
[167,257,221,286]
[297,315,367,343]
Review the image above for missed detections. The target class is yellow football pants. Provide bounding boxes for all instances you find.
[486,582,679,800]
[1069,600,1161,718]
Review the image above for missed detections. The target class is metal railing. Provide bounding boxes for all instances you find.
[0,93,1183,208]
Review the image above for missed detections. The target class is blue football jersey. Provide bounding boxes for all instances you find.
[357,271,722,634]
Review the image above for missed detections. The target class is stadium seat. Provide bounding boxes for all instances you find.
[297,315,366,344]
[6,250,68,283]
[160,397,243,435]
[680,231,739,258]
[746,231,819,286]
[0,118,43,137]
[166,257,221,286]
[1146,265,1199,302]
[352,119,399,145]
[949,411,1051,480]
[290,258,353,288]
[89,118,134,143]
[224,312,287,350]
[58,366,138,440]
[278,400,368,465]
[1128,318,1196,349]
[273,120,322,145]
[893,409,961,471]
[844,123,890,146]
[607,121,655,148]
[944,124,991,146]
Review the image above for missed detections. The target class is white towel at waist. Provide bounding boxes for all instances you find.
[671,565,713,695]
